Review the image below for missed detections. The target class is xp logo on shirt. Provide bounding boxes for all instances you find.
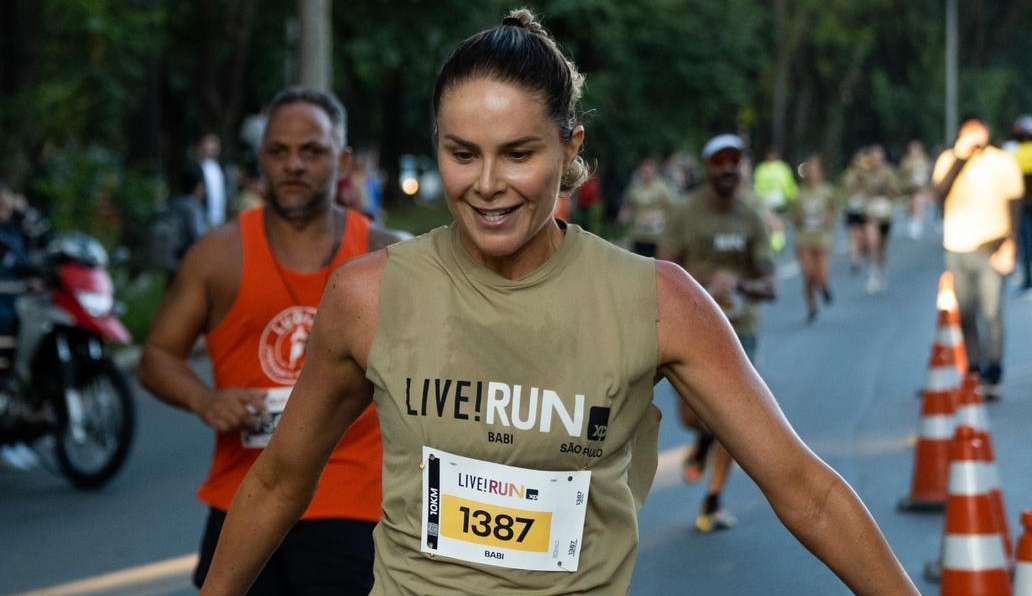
[587,406,610,442]
[259,306,316,384]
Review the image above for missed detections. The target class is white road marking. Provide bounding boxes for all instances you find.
[17,554,197,596]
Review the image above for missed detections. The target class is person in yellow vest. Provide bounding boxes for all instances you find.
[199,10,917,595]
[1010,115,1032,294]
[753,149,799,254]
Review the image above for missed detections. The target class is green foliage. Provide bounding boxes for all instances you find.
[31,146,164,250]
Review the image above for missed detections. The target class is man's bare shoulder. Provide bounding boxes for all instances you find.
[179,221,243,281]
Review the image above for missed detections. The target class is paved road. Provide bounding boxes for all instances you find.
[3,224,1031,594]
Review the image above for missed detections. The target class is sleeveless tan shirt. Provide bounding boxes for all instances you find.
[366,223,660,595]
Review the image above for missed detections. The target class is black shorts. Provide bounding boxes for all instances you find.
[193,507,375,595]
[878,220,892,237]
[845,212,866,227]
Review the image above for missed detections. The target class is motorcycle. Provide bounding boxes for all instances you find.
[0,231,135,489]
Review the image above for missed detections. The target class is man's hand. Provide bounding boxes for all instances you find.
[707,270,739,298]
[953,126,989,160]
[194,389,268,432]
[990,238,1016,275]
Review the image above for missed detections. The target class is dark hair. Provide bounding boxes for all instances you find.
[432,8,588,192]
[264,87,348,148]
[180,163,205,195]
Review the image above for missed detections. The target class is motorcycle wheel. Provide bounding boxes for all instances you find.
[53,357,135,489]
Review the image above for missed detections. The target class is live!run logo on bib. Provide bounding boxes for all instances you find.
[259,306,316,384]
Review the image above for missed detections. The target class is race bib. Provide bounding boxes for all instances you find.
[867,197,893,220]
[421,446,591,572]
[241,387,292,449]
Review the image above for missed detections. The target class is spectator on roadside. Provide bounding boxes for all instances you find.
[233,160,264,217]
[148,165,209,284]
[932,117,1024,401]
[196,133,228,227]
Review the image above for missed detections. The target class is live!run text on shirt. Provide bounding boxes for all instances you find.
[404,377,610,455]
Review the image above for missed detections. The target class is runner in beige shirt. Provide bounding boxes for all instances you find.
[661,133,776,532]
[199,10,917,595]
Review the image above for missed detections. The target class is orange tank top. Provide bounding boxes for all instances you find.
[199,207,382,521]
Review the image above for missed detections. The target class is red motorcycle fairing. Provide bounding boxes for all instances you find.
[52,264,132,345]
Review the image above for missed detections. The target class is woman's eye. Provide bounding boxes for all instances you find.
[453,151,474,162]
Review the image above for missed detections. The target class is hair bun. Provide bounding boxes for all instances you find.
[502,8,547,37]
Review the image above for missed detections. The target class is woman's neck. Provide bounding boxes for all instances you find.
[461,219,564,281]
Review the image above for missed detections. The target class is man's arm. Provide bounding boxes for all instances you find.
[200,252,386,595]
[656,261,916,595]
[137,228,264,432]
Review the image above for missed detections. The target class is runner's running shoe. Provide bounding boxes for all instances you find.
[695,510,737,533]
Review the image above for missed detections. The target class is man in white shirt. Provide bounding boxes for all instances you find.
[197,133,227,227]
[932,117,1025,400]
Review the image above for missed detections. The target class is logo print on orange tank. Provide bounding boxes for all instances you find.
[259,306,316,384]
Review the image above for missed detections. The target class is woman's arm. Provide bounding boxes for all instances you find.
[655,260,916,595]
[200,251,386,596]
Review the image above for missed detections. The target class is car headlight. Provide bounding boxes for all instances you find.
[76,291,114,317]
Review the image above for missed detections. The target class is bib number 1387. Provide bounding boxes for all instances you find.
[421,446,590,572]
[441,495,550,552]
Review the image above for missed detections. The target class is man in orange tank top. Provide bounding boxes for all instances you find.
[139,88,405,594]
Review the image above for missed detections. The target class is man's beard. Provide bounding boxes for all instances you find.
[266,185,331,228]
[713,173,739,198]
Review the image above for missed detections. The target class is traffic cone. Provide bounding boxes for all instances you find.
[956,371,990,436]
[899,368,957,512]
[978,435,1015,569]
[936,271,969,376]
[939,427,1011,596]
[1015,511,1032,595]
[956,372,1014,565]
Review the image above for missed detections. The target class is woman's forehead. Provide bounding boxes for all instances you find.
[437,78,553,142]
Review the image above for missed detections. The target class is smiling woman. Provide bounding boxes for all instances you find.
[199,8,918,596]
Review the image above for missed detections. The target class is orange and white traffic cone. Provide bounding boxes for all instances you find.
[956,371,990,437]
[955,371,1014,566]
[979,435,1014,569]
[936,271,969,377]
[1015,511,1032,595]
[899,363,957,512]
[939,427,1011,596]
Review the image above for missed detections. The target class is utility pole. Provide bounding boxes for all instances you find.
[945,0,958,143]
[298,0,331,90]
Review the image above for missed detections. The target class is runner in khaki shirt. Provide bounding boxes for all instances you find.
[200,12,917,595]
[661,133,777,532]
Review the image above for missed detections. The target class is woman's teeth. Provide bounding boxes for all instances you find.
[474,205,519,222]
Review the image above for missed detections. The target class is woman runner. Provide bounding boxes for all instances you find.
[792,156,837,322]
[201,10,917,595]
